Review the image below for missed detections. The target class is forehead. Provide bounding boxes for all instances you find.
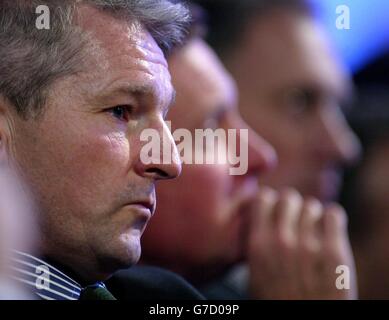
[168,38,237,127]
[240,10,350,96]
[74,5,172,104]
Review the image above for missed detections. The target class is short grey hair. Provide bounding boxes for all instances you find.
[0,0,190,119]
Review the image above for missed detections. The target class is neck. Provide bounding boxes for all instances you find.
[42,252,113,286]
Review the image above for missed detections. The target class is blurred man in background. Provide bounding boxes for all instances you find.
[141,4,357,299]
[178,0,361,298]
[341,53,389,299]
[199,0,361,203]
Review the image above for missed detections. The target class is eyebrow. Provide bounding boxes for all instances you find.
[280,82,355,108]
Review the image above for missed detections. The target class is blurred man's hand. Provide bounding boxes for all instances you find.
[246,187,357,299]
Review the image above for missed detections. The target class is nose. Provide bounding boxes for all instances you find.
[232,114,277,176]
[245,126,278,175]
[316,106,361,165]
[138,120,182,181]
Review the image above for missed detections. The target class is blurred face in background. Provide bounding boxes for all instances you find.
[352,140,389,299]
[141,38,276,281]
[228,9,360,202]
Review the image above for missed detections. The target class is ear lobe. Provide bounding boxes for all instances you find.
[0,120,10,166]
[0,99,16,165]
[0,134,8,165]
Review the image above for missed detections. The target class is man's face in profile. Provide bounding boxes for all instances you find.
[7,5,181,281]
[142,38,276,278]
[232,9,360,202]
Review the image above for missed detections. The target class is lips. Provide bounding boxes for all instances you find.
[123,201,155,234]
[129,201,155,214]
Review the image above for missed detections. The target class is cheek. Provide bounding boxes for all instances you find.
[265,124,303,156]
[254,114,308,167]
[155,164,231,233]
[179,165,244,260]
[63,132,131,202]
[188,163,229,206]
[248,113,310,185]
[146,163,241,264]
[31,122,133,217]
[178,164,233,240]
[249,107,306,152]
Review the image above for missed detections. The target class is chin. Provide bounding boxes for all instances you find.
[98,234,142,276]
[118,233,142,266]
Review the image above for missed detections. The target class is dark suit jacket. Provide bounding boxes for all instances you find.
[106,265,205,300]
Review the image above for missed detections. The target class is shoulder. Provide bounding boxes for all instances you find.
[106,265,205,300]
[199,266,249,299]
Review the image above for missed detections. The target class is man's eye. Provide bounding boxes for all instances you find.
[284,89,316,116]
[107,105,133,121]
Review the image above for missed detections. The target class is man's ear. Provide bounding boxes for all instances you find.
[0,97,16,165]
